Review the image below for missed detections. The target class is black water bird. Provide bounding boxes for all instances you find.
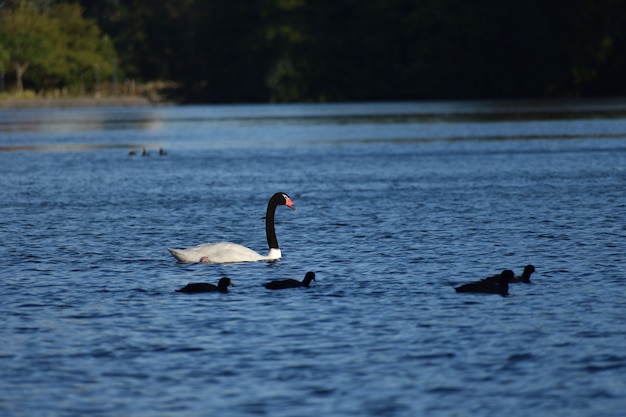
[176,277,232,293]
[484,265,536,284]
[263,271,316,290]
[455,270,512,296]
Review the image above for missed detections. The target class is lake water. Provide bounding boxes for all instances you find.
[1,99,625,417]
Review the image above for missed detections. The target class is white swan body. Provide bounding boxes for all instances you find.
[167,244,281,263]
[167,192,295,263]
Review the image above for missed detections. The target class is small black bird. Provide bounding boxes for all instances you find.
[176,277,232,293]
[455,270,512,296]
[263,271,316,290]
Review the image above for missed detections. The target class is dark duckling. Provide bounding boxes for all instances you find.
[484,264,536,284]
[455,270,512,296]
[176,277,232,293]
[263,271,315,290]
[513,264,536,283]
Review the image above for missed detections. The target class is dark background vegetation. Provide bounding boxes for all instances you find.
[3,0,626,103]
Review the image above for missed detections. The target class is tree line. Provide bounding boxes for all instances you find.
[1,0,625,102]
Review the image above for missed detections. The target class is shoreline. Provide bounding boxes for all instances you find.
[0,96,160,109]
[3,95,626,113]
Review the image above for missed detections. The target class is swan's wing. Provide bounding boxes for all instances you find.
[168,242,267,263]
[167,247,203,263]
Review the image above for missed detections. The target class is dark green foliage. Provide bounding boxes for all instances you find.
[8,0,626,101]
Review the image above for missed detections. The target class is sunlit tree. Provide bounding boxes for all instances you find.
[0,0,117,93]
[46,3,117,90]
[0,1,53,92]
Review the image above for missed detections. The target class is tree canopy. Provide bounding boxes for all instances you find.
[0,0,116,94]
[2,0,626,102]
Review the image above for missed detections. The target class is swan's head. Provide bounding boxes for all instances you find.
[278,192,296,211]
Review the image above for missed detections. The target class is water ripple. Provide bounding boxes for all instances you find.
[2,102,626,417]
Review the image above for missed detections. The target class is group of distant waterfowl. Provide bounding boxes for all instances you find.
[166,191,536,297]
[128,147,167,156]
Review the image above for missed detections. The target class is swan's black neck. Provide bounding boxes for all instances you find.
[266,195,280,249]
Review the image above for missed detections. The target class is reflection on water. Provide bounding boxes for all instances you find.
[2,99,626,153]
[3,98,626,133]
[0,108,167,133]
[0,143,137,152]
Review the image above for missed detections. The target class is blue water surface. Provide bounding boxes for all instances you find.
[1,100,625,417]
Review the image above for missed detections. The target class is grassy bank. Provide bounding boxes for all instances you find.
[0,95,157,109]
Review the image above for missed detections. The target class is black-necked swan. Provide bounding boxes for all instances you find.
[263,272,316,290]
[167,192,296,263]
[176,277,233,293]
[483,264,536,284]
[454,270,512,296]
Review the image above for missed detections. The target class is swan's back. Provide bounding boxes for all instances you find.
[167,242,280,263]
